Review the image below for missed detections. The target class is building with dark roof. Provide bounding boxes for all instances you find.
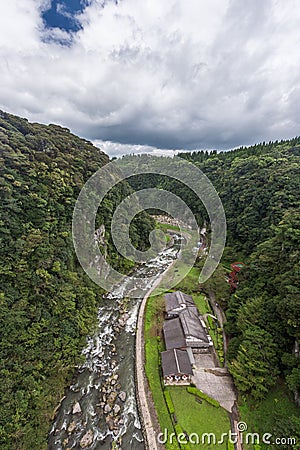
[179,306,210,348]
[163,291,212,350]
[164,291,195,319]
[163,318,186,350]
[161,348,193,385]
[160,292,214,385]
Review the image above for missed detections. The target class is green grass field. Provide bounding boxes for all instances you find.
[156,221,181,232]
[193,293,210,315]
[168,386,230,449]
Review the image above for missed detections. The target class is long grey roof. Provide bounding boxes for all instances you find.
[161,349,193,377]
[164,291,195,312]
[179,306,209,342]
[163,318,186,350]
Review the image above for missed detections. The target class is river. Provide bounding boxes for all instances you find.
[48,234,182,450]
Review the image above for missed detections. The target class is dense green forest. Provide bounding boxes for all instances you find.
[178,140,300,398]
[1,110,299,448]
[0,111,153,449]
[186,142,300,445]
[129,139,300,444]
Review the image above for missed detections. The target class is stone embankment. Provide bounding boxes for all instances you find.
[135,262,176,450]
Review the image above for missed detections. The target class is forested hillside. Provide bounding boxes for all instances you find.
[0,111,153,449]
[181,141,300,443]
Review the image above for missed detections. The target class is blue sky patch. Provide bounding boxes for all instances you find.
[42,0,87,33]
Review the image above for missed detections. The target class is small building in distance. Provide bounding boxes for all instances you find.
[161,348,193,385]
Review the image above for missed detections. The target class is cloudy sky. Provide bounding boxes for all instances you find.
[0,0,300,157]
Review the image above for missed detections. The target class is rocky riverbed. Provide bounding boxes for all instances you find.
[48,237,182,450]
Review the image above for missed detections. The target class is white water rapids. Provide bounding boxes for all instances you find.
[48,235,182,450]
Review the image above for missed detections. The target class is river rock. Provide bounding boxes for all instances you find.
[72,401,82,414]
[113,404,121,415]
[67,421,77,433]
[118,391,126,402]
[118,314,129,327]
[104,404,112,414]
[107,418,115,431]
[80,430,94,448]
[107,391,118,404]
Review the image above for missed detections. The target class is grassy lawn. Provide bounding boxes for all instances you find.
[168,386,230,449]
[239,382,300,450]
[153,263,199,296]
[156,221,181,232]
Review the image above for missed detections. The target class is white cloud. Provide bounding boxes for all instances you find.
[93,139,182,157]
[0,0,300,151]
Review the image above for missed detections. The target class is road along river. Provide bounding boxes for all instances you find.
[48,234,182,450]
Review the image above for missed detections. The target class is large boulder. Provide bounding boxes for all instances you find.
[118,391,126,402]
[67,421,77,434]
[80,430,94,448]
[104,404,112,414]
[113,404,121,415]
[72,401,82,414]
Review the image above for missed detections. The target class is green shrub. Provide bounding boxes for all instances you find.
[174,424,191,450]
[174,423,184,436]
[186,386,220,407]
[164,390,175,414]
[207,316,215,329]
[227,440,235,450]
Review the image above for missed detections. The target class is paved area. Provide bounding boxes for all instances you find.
[192,351,236,412]
[192,367,236,412]
[194,352,216,368]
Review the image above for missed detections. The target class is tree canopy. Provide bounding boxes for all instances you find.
[0,111,153,449]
